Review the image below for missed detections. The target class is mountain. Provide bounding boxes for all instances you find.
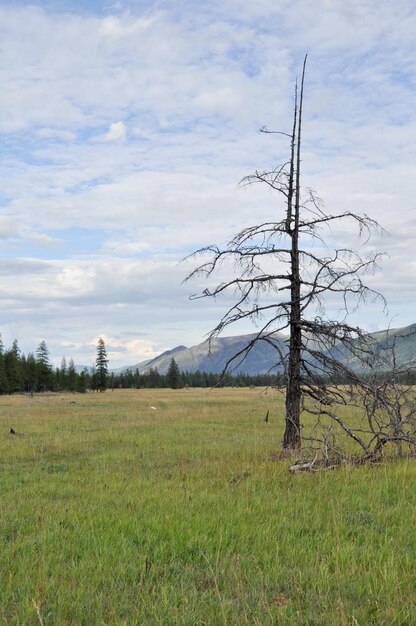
[367,323,416,367]
[118,323,416,376]
[122,333,288,375]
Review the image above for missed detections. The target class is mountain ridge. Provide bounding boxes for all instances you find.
[117,323,416,376]
[120,332,287,375]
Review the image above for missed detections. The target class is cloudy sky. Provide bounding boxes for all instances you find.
[0,0,415,368]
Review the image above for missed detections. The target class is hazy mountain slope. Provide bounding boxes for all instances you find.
[118,324,416,376]
[133,345,189,374]
[370,323,416,365]
[125,333,288,375]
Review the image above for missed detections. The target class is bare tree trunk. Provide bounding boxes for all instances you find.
[284,290,302,448]
[283,56,306,449]
[284,214,302,446]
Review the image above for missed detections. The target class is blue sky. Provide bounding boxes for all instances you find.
[0,0,416,367]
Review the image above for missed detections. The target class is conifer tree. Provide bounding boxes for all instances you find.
[36,340,53,391]
[167,357,181,389]
[76,369,87,393]
[4,340,22,393]
[59,356,68,390]
[67,358,77,392]
[95,337,109,392]
[148,367,161,388]
[23,352,38,392]
[12,339,20,358]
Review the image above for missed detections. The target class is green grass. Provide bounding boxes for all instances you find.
[0,388,415,625]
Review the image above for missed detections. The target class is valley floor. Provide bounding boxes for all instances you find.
[0,388,414,625]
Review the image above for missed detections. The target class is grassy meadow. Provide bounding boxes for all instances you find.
[0,388,415,625]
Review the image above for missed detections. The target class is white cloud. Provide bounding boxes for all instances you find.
[35,128,77,141]
[0,216,21,239]
[0,1,415,365]
[95,120,128,142]
[100,14,158,39]
[87,334,158,365]
[193,87,241,117]
[0,216,61,247]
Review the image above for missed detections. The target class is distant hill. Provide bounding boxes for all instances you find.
[367,323,416,367]
[117,323,416,376]
[122,332,288,375]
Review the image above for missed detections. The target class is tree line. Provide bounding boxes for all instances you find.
[0,337,281,394]
[0,337,92,394]
[0,336,111,394]
[114,358,281,390]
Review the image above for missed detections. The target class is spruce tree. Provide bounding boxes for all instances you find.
[59,356,68,391]
[76,369,87,393]
[4,346,21,393]
[148,367,161,388]
[167,357,181,389]
[95,337,109,392]
[67,358,77,392]
[36,340,53,391]
[23,352,38,392]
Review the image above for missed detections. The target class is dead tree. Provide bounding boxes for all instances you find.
[185,56,385,451]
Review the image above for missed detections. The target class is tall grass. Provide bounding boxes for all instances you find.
[0,389,414,625]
